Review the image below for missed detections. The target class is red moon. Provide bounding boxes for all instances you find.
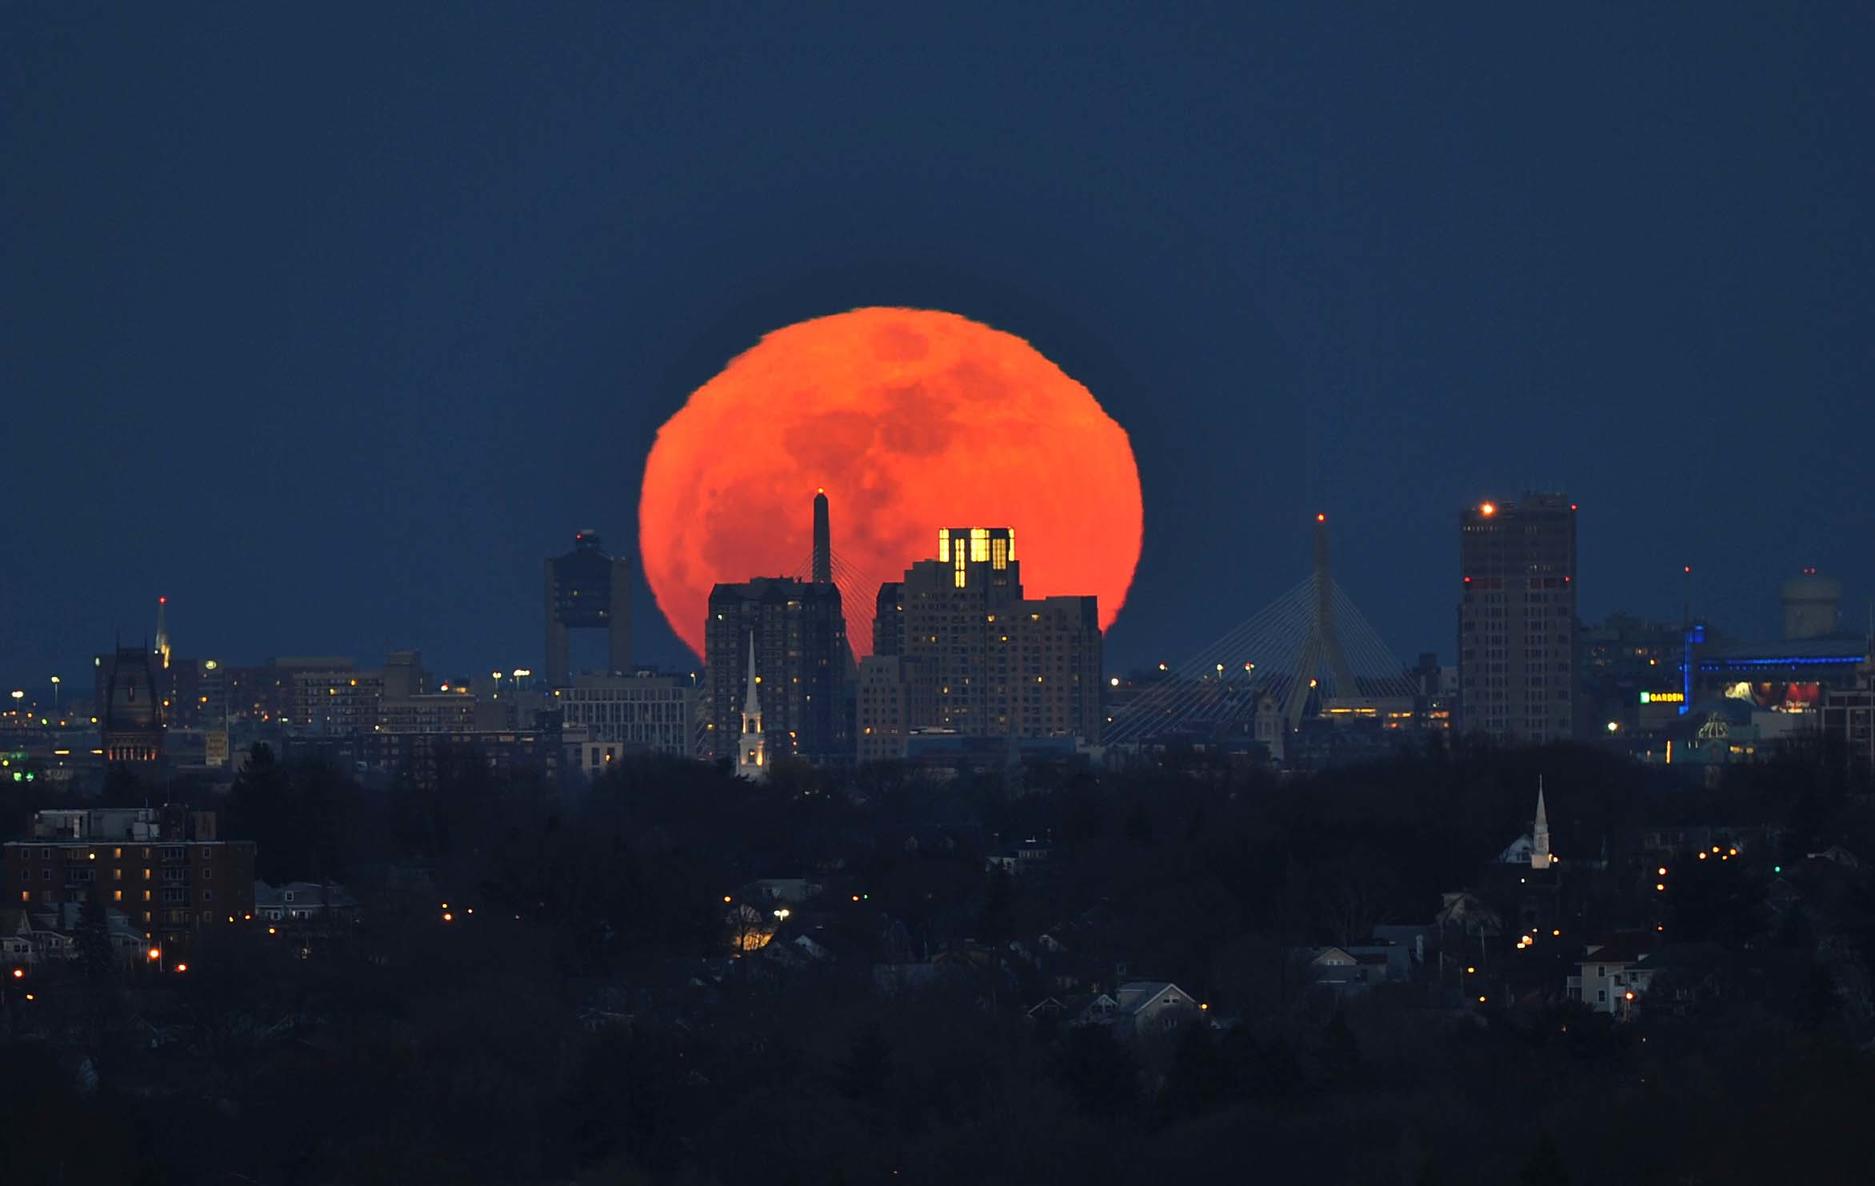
[639,307,1143,660]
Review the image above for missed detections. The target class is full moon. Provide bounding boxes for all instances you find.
[639,307,1143,660]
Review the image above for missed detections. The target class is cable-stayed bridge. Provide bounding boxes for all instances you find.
[1104,516,1418,747]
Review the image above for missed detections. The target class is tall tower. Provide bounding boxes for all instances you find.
[544,532,633,686]
[812,488,832,585]
[702,495,852,763]
[1458,493,1577,742]
[100,645,164,763]
[1781,568,1842,641]
[1281,514,1361,726]
[737,633,767,781]
[155,595,172,671]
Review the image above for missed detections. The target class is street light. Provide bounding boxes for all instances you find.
[49,676,60,712]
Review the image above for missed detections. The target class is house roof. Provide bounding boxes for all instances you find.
[1580,935,1654,965]
[1115,981,1194,1015]
[255,881,359,908]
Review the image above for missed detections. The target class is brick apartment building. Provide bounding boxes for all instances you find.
[2,807,256,956]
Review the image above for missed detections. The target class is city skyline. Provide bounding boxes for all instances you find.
[0,495,1863,703]
[4,6,1872,688]
[2,11,1872,1181]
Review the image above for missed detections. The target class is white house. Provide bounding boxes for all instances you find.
[1302,945,1401,993]
[254,881,360,923]
[1569,938,1656,1018]
[1114,981,1201,1037]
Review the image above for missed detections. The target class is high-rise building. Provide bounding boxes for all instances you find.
[855,655,909,763]
[1458,493,1577,742]
[544,531,632,687]
[383,650,425,701]
[702,577,851,763]
[874,582,906,657]
[857,527,1101,754]
[701,495,854,764]
[1782,568,1842,641]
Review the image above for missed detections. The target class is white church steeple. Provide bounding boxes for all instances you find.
[1531,778,1554,869]
[737,632,767,781]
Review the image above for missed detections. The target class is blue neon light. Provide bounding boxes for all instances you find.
[1697,656,1864,670]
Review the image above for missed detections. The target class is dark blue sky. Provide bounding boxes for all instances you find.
[4,3,1871,691]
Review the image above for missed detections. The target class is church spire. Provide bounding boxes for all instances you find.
[1531,777,1553,869]
[155,595,172,671]
[737,632,767,781]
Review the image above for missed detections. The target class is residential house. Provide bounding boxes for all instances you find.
[254,881,360,924]
[1026,991,1119,1028]
[749,877,823,906]
[2,904,150,967]
[1568,936,1657,1018]
[1114,980,1201,1038]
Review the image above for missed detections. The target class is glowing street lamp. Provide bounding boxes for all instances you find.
[49,675,60,712]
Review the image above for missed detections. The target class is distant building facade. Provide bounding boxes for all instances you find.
[545,531,633,686]
[1458,493,1577,742]
[856,655,909,762]
[293,670,385,736]
[703,578,851,764]
[1,808,255,958]
[376,691,478,735]
[857,528,1101,754]
[559,671,698,772]
[97,646,164,763]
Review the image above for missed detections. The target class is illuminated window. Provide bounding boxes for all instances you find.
[970,527,990,563]
[113,890,123,903]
